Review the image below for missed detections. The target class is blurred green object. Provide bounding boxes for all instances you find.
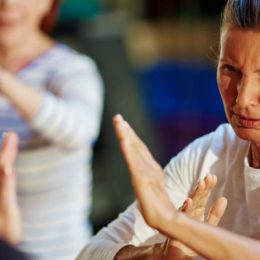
[59,0,101,22]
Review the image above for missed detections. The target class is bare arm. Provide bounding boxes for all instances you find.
[165,213,260,260]
[113,114,260,260]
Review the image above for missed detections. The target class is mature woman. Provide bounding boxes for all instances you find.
[0,0,103,259]
[78,0,260,259]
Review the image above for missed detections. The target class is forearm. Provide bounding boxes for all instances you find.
[115,243,195,260]
[0,70,102,149]
[164,212,260,260]
[0,70,42,120]
[30,92,101,149]
[114,244,164,260]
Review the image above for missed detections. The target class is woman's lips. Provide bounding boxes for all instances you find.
[0,17,18,28]
[234,114,260,128]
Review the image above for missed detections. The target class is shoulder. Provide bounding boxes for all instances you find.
[165,123,246,178]
[40,44,103,89]
[178,123,241,158]
[46,44,98,73]
[188,123,238,153]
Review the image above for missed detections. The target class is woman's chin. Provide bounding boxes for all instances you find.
[233,125,260,143]
[0,29,24,48]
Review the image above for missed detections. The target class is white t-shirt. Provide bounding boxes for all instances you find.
[77,123,260,259]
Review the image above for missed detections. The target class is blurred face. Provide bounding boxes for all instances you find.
[217,26,260,144]
[0,0,52,46]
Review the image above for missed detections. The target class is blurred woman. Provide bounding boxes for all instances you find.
[0,0,103,259]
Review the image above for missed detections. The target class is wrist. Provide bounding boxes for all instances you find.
[164,245,194,260]
[170,240,196,258]
[159,210,183,239]
[114,243,165,260]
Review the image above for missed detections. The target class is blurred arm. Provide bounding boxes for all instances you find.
[0,57,104,149]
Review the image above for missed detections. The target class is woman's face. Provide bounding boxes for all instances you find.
[0,0,52,46]
[217,26,260,144]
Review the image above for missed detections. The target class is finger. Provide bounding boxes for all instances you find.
[113,114,140,142]
[113,114,127,141]
[204,174,217,191]
[191,174,217,204]
[190,179,205,202]
[180,198,193,213]
[113,115,139,164]
[113,115,135,164]
[0,132,18,205]
[195,175,216,202]
[0,132,19,167]
[207,197,228,226]
[113,114,155,166]
[0,168,17,207]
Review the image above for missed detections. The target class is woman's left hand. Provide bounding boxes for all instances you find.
[167,174,227,258]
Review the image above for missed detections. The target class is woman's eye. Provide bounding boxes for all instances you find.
[222,64,235,72]
[221,64,241,76]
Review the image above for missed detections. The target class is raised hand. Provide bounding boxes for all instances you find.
[0,132,20,245]
[113,114,177,231]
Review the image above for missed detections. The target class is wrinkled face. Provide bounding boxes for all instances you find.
[217,26,260,144]
[0,0,52,46]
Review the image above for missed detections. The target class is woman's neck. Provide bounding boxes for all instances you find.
[249,143,260,168]
[0,32,54,72]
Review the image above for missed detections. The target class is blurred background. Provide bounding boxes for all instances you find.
[54,0,227,233]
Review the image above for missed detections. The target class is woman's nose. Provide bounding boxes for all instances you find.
[236,77,260,108]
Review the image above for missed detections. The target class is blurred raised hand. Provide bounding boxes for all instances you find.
[0,132,20,245]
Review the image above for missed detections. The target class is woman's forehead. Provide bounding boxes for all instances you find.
[220,26,260,69]
[221,26,260,51]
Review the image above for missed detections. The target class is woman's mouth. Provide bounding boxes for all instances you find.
[234,114,260,128]
[0,16,19,28]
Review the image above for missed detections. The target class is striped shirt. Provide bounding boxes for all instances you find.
[0,44,104,260]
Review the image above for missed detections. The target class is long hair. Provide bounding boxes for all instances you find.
[41,0,61,33]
